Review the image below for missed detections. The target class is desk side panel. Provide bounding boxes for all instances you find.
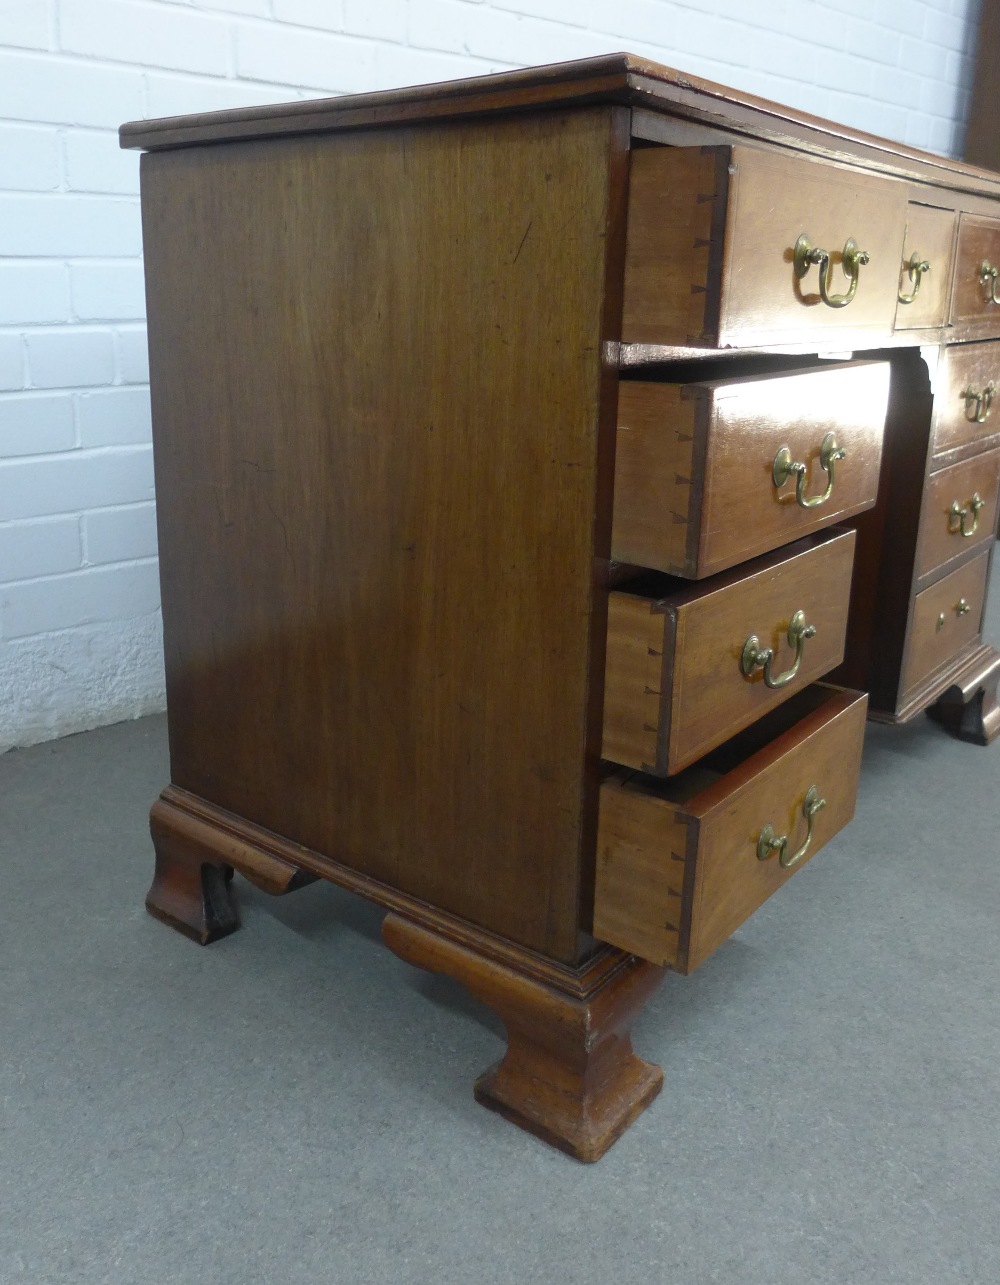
[140,109,618,963]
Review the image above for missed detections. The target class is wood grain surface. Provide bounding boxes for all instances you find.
[893,203,957,331]
[622,144,908,349]
[602,530,856,775]
[951,214,1000,330]
[593,773,693,968]
[901,550,992,697]
[662,530,856,773]
[965,0,1000,172]
[916,449,1000,579]
[717,146,908,349]
[142,108,624,964]
[120,52,1000,207]
[601,591,665,774]
[931,339,1000,456]
[831,349,936,714]
[594,686,867,970]
[685,686,866,972]
[383,911,665,1163]
[621,145,728,346]
[611,379,705,575]
[612,362,888,578]
[699,363,888,572]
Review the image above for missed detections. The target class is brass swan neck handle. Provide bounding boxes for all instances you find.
[794,234,870,309]
[897,251,930,305]
[757,786,827,870]
[740,610,816,690]
[772,432,846,509]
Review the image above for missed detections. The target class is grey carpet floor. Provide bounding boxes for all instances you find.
[3,573,1000,1285]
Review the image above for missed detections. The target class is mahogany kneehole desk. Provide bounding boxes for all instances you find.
[121,54,1000,1162]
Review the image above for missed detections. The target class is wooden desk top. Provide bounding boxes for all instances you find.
[120,51,1000,199]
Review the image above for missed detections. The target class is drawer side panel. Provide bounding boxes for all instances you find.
[621,144,729,346]
[593,780,694,967]
[611,381,705,574]
[602,594,669,773]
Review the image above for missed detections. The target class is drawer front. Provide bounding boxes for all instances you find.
[612,361,888,578]
[901,551,991,697]
[950,214,1000,331]
[595,686,868,971]
[916,450,1000,579]
[603,530,856,776]
[932,341,1000,455]
[893,204,956,330]
[623,144,907,348]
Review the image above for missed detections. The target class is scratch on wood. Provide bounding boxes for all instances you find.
[513,219,533,264]
[264,497,291,557]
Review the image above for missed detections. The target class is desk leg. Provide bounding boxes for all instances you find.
[927,644,1000,746]
[383,912,664,1162]
[147,790,317,944]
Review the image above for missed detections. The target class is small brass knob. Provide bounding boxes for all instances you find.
[981,261,1000,305]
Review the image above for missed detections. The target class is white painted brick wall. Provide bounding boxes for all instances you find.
[1,393,76,456]
[0,0,983,752]
[26,327,117,388]
[71,263,147,321]
[0,0,51,51]
[77,387,152,446]
[0,123,62,190]
[0,516,82,581]
[84,502,158,564]
[0,263,70,324]
[115,326,149,383]
[0,333,22,391]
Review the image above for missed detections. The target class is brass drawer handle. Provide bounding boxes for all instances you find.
[948,492,985,538]
[981,260,1000,305]
[897,251,930,305]
[937,597,974,630]
[772,432,846,508]
[962,382,994,423]
[757,785,826,870]
[794,234,870,308]
[740,609,816,689]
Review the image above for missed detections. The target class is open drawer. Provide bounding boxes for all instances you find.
[612,361,888,578]
[603,529,856,776]
[622,143,907,348]
[593,685,867,972]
